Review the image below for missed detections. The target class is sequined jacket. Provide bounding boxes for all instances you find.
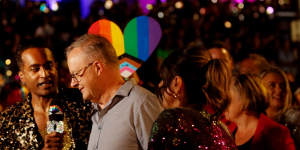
[0,88,93,150]
[148,108,237,150]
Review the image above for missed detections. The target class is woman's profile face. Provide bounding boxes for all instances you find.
[158,80,181,109]
[262,72,286,110]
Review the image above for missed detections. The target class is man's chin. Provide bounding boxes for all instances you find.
[37,89,57,97]
[82,94,92,102]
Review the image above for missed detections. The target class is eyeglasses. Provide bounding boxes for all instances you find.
[70,62,94,82]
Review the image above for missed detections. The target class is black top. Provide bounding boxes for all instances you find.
[233,128,253,150]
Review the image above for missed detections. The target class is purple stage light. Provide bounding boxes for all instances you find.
[138,0,156,14]
[234,0,244,3]
[80,0,94,19]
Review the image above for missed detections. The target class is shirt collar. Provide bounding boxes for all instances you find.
[92,80,135,111]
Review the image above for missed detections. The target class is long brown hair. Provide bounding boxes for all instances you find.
[158,46,231,117]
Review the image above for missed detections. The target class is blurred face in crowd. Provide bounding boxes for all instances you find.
[262,72,286,110]
[225,83,244,121]
[239,58,258,75]
[67,47,99,102]
[19,48,58,97]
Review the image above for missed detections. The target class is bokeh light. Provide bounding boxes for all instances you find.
[158,11,164,18]
[238,3,244,9]
[175,1,183,9]
[211,0,218,4]
[50,2,59,11]
[224,21,232,28]
[238,14,245,21]
[266,6,274,15]
[6,70,12,77]
[200,8,206,15]
[40,3,49,13]
[146,4,153,10]
[104,0,113,10]
[259,6,265,13]
[5,59,11,66]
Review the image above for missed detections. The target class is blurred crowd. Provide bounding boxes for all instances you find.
[0,0,299,111]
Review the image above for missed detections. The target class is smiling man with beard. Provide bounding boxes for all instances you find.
[0,47,92,149]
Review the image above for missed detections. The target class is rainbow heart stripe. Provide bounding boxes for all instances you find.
[124,16,162,62]
[49,105,63,114]
[88,17,162,79]
[88,19,125,57]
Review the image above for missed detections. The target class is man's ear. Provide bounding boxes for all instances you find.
[170,75,183,95]
[94,61,104,76]
[18,71,25,85]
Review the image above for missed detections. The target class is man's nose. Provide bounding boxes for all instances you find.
[274,84,282,94]
[39,67,50,77]
[70,78,79,88]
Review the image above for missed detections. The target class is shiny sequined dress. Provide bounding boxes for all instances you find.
[0,88,93,150]
[148,108,237,150]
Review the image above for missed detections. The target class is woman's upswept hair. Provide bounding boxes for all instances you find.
[260,66,292,119]
[231,74,269,116]
[158,45,232,117]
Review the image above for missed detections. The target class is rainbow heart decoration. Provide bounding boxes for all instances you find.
[88,16,162,79]
[88,19,125,57]
[124,16,162,62]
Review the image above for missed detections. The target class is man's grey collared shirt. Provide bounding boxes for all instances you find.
[88,80,163,150]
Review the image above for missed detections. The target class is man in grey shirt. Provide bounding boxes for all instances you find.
[65,34,163,150]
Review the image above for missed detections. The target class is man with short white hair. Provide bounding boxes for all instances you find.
[66,34,163,150]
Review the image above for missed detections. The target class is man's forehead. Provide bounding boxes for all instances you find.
[67,48,91,64]
[22,48,55,66]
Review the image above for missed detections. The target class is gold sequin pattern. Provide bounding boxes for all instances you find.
[0,89,92,149]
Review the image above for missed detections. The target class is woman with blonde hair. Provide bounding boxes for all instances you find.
[260,66,292,121]
[260,66,300,149]
[225,73,295,150]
